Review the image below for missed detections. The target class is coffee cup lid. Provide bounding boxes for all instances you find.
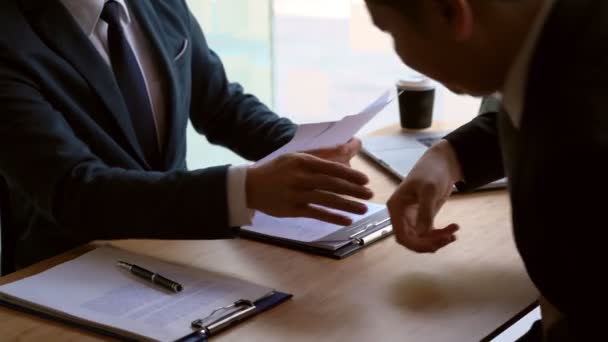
[397,76,435,91]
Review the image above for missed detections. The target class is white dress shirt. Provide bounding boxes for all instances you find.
[61,0,254,227]
[502,0,555,129]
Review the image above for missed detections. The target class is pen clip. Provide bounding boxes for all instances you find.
[191,299,257,336]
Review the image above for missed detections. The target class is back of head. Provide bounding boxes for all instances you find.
[364,0,544,95]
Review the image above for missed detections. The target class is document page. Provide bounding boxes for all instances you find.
[0,247,274,341]
[243,202,386,243]
[256,90,394,165]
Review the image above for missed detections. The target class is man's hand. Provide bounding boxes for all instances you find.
[387,140,463,253]
[247,152,373,226]
[304,138,362,166]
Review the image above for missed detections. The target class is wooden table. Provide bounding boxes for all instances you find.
[0,124,538,342]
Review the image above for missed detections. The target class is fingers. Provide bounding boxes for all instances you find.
[301,155,369,185]
[388,187,458,254]
[298,205,353,226]
[303,191,368,215]
[423,223,459,250]
[299,173,373,200]
[395,223,459,253]
[304,138,362,164]
[342,138,362,157]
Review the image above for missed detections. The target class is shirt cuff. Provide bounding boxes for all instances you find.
[227,165,255,227]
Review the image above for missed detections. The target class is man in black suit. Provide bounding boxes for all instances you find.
[365,0,606,340]
[0,0,374,272]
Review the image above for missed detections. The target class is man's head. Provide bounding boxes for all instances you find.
[365,0,543,96]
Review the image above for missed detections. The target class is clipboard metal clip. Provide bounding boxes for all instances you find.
[191,299,257,336]
[349,217,392,245]
[349,217,390,239]
[314,216,392,246]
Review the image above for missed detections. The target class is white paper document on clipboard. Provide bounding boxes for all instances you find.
[0,246,291,341]
[242,201,393,256]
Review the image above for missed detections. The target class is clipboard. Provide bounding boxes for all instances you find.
[0,290,292,342]
[0,247,293,342]
[241,208,393,259]
[176,291,291,342]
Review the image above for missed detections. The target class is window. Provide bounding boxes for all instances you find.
[186,0,481,168]
[186,0,273,169]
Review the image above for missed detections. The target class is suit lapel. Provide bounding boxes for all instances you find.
[20,0,151,169]
[128,1,180,169]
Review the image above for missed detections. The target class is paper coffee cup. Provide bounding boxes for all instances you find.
[397,76,436,92]
[396,76,436,129]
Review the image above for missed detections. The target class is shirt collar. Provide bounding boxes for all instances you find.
[61,0,132,37]
[502,0,555,128]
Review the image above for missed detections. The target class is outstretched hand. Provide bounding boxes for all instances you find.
[247,152,373,226]
[387,140,463,253]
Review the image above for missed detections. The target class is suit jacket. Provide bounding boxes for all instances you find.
[445,0,606,338]
[0,0,296,270]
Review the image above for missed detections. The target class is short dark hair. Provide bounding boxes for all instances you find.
[365,0,423,26]
[364,0,421,14]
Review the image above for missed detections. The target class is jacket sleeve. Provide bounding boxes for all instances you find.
[443,96,505,191]
[184,4,296,161]
[0,55,237,242]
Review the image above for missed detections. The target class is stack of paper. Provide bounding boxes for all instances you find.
[244,202,386,249]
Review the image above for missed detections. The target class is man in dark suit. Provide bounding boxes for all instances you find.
[0,0,374,272]
[365,0,606,340]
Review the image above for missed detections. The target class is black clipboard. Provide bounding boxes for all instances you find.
[0,289,292,342]
[241,209,393,259]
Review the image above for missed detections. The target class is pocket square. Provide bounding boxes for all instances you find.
[173,39,189,62]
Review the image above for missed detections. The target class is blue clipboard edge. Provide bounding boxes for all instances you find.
[0,291,293,342]
[175,291,293,342]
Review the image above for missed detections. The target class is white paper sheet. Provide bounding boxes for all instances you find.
[0,247,274,341]
[256,90,394,165]
[243,202,386,243]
